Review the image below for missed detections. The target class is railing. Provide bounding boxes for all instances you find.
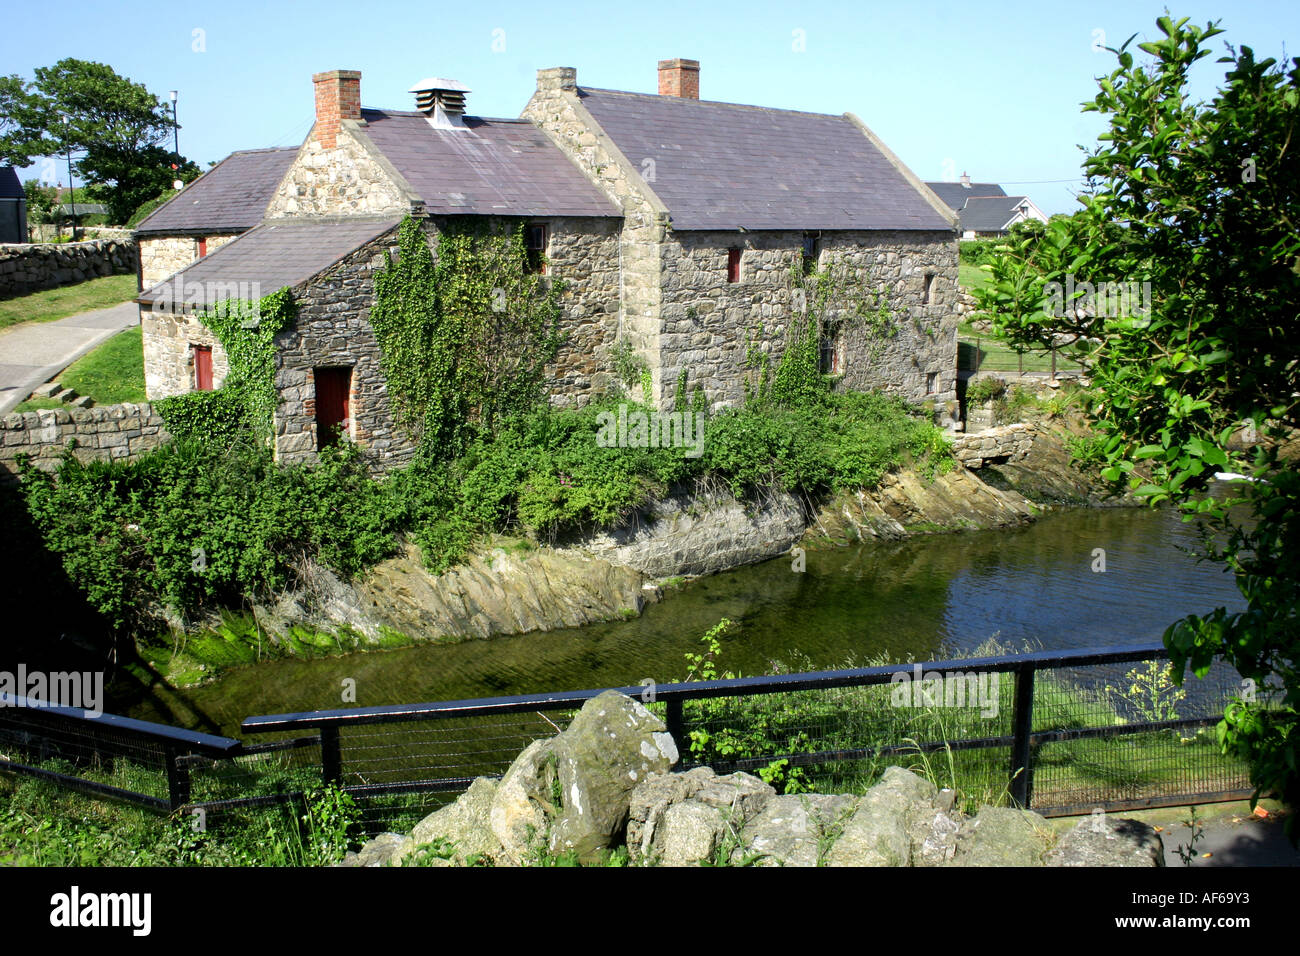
[0,643,1256,828]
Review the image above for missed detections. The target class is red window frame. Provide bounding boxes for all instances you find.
[197,237,208,258]
[727,247,741,283]
[193,345,213,391]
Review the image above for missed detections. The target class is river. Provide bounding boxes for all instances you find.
[126,503,1247,737]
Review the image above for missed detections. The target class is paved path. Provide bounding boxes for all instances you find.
[0,301,139,416]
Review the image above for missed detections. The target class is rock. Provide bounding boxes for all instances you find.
[626,767,776,866]
[29,382,61,400]
[826,766,939,867]
[337,832,413,867]
[489,739,559,865]
[548,690,678,862]
[948,806,1053,866]
[1046,816,1164,867]
[659,801,729,866]
[403,777,503,865]
[738,793,857,867]
[626,766,718,862]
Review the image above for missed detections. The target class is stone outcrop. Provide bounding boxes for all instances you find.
[0,238,138,298]
[342,692,1164,867]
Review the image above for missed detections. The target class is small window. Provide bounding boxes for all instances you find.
[197,237,208,258]
[927,371,939,394]
[525,224,548,275]
[922,272,935,304]
[727,247,741,283]
[801,233,820,276]
[193,345,213,391]
[819,321,841,375]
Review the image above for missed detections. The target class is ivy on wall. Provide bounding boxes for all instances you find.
[370,216,566,458]
[155,288,296,444]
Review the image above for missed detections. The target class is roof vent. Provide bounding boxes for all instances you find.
[409,78,471,129]
[960,171,971,188]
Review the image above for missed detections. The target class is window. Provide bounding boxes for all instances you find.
[314,367,352,451]
[525,224,548,274]
[922,272,935,304]
[819,321,841,375]
[801,233,820,276]
[927,371,939,394]
[192,345,213,391]
[197,237,208,258]
[727,247,741,283]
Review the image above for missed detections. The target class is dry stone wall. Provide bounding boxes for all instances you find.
[0,239,138,298]
[0,403,169,480]
[952,422,1034,468]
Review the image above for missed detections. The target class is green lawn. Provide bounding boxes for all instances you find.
[958,261,991,292]
[12,326,145,412]
[0,274,138,331]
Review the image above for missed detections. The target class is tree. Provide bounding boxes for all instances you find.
[975,15,1300,836]
[2,59,196,223]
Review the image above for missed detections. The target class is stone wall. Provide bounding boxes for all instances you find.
[951,422,1034,468]
[0,238,138,299]
[140,307,231,399]
[263,123,412,220]
[0,403,169,480]
[659,229,959,411]
[139,233,239,289]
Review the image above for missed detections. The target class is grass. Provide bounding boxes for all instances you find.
[11,326,144,412]
[958,261,991,293]
[0,274,137,331]
[958,332,1088,375]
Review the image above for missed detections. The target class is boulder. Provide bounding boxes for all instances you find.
[948,806,1053,866]
[737,793,858,867]
[826,765,940,867]
[1046,816,1164,867]
[548,690,679,862]
[627,767,776,866]
[489,739,559,865]
[337,832,413,867]
[403,777,503,865]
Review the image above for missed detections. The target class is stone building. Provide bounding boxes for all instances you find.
[134,147,298,288]
[137,60,959,472]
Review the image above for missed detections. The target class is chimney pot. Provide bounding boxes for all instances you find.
[658,58,700,99]
[313,69,362,149]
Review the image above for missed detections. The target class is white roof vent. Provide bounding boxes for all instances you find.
[409,78,471,129]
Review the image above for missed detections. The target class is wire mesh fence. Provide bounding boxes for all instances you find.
[1,645,1259,837]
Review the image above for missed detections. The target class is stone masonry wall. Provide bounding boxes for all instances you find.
[0,238,138,299]
[524,75,668,402]
[659,229,959,411]
[263,123,410,220]
[951,423,1034,469]
[0,403,169,480]
[140,307,231,399]
[139,233,239,289]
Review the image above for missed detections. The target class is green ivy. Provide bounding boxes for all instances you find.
[370,216,566,458]
[155,389,246,450]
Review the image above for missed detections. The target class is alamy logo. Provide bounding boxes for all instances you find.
[1042,277,1151,319]
[0,666,103,717]
[890,663,1000,718]
[148,278,262,315]
[595,404,706,458]
[50,887,151,936]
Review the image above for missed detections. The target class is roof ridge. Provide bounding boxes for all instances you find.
[362,107,529,124]
[578,86,850,120]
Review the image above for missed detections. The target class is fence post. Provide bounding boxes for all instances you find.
[666,699,685,758]
[1009,666,1036,808]
[164,744,191,812]
[974,337,981,373]
[320,726,342,786]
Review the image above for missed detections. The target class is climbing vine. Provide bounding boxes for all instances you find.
[155,288,295,443]
[370,216,566,457]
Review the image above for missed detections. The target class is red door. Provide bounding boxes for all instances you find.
[193,346,213,391]
[315,367,351,450]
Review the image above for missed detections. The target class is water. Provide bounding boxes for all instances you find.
[127,504,1246,737]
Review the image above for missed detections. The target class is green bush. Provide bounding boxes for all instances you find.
[154,389,247,451]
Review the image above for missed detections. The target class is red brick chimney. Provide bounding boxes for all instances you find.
[658,59,699,99]
[313,69,361,149]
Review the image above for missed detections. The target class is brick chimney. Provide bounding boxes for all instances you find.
[313,69,361,149]
[658,58,699,99]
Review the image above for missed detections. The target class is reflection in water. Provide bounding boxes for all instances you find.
[127,506,1246,737]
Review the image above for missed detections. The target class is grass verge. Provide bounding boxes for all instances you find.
[0,274,137,331]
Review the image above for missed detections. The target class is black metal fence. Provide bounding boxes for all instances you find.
[0,643,1255,833]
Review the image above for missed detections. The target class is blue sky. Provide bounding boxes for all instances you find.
[4,0,1296,215]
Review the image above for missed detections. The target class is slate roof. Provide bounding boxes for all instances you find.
[360,109,618,217]
[134,147,299,235]
[923,181,1007,212]
[0,167,22,200]
[574,88,952,231]
[138,217,399,308]
[958,195,1031,233]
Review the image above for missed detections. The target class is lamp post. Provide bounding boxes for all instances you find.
[168,90,183,189]
[61,114,78,241]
